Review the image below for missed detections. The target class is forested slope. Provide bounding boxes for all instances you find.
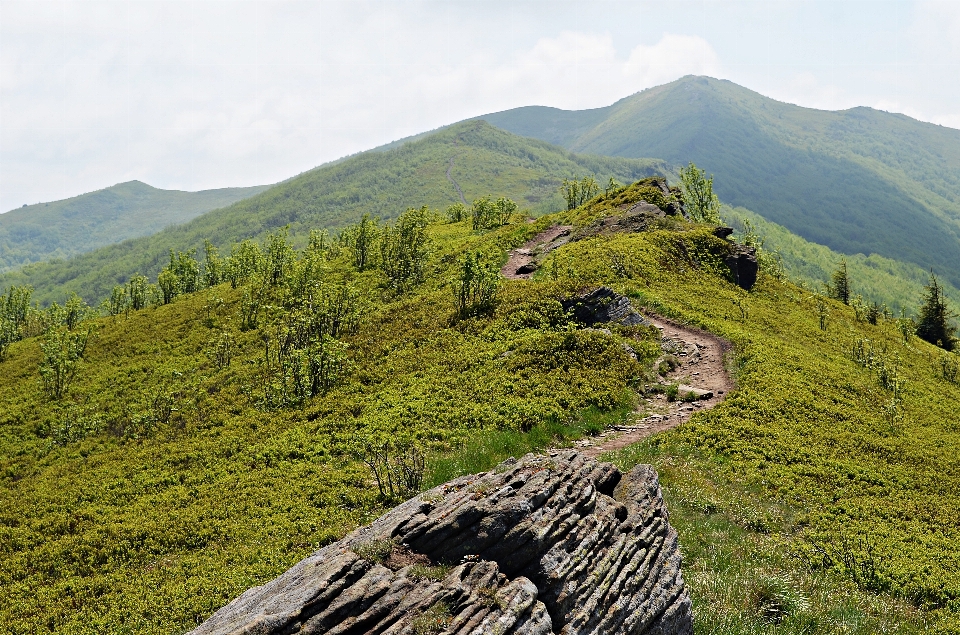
[0,181,269,273]
[483,75,960,287]
[0,121,661,306]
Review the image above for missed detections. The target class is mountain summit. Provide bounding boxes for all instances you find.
[482,76,960,287]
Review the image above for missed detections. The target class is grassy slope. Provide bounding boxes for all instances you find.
[0,122,661,307]
[0,181,270,273]
[2,181,959,632]
[723,206,960,313]
[482,75,960,288]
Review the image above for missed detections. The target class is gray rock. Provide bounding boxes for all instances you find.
[191,451,692,635]
[561,287,650,328]
[676,385,713,400]
[725,245,758,290]
[712,227,734,240]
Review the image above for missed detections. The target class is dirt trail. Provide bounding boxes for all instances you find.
[576,314,733,457]
[502,225,573,280]
[506,226,734,456]
[445,156,467,206]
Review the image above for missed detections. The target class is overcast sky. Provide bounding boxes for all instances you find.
[1,0,958,213]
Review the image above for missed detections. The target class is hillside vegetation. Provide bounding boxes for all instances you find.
[2,179,959,633]
[0,122,661,307]
[723,206,960,313]
[483,75,960,288]
[0,181,269,273]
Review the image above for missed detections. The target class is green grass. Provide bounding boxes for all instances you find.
[424,400,634,487]
[2,179,960,632]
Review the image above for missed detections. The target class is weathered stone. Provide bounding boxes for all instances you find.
[191,451,691,635]
[725,245,758,290]
[561,287,650,328]
[711,226,734,240]
[676,385,713,400]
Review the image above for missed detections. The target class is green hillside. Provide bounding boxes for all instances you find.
[0,121,662,307]
[724,206,960,313]
[1,180,958,632]
[0,181,270,273]
[482,75,960,288]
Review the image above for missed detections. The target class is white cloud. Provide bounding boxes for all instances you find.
[2,0,958,214]
[623,33,722,90]
[0,3,724,213]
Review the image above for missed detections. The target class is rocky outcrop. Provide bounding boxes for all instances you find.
[191,451,692,635]
[724,245,758,291]
[561,287,650,328]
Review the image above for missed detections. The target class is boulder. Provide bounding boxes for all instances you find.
[561,287,650,328]
[725,245,758,290]
[711,227,734,240]
[191,451,692,635]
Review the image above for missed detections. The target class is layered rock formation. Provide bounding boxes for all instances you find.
[560,287,650,328]
[192,451,691,635]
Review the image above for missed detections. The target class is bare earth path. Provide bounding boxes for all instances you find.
[577,314,733,457]
[506,225,734,456]
[502,225,573,280]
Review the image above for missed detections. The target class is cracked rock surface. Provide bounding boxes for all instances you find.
[191,451,691,635]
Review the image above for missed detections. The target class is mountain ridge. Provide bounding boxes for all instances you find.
[0,180,271,273]
[480,75,960,288]
[0,121,663,306]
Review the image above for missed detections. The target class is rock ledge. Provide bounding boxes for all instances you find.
[192,451,692,635]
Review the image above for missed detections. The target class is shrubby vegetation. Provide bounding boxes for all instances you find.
[1,177,957,633]
[0,121,663,307]
[678,162,722,224]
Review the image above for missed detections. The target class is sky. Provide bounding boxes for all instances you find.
[1,0,959,213]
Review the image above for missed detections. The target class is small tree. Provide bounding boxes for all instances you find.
[471,197,496,230]
[128,275,148,311]
[225,240,265,288]
[39,327,92,399]
[109,285,128,317]
[203,240,225,287]
[678,162,722,224]
[349,214,380,271]
[167,249,201,294]
[829,258,851,305]
[916,273,956,350]
[453,251,500,318]
[560,176,600,210]
[63,293,90,330]
[381,206,430,293]
[494,197,519,226]
[446,203,467,223]
[815,294,829,330]
[157,269,180,305]
[0,317,18,361]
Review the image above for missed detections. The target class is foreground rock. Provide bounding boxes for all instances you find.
[192,451,691,635]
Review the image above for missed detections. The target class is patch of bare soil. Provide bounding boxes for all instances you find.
[502,225,573,280]
[575,313,734,457]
